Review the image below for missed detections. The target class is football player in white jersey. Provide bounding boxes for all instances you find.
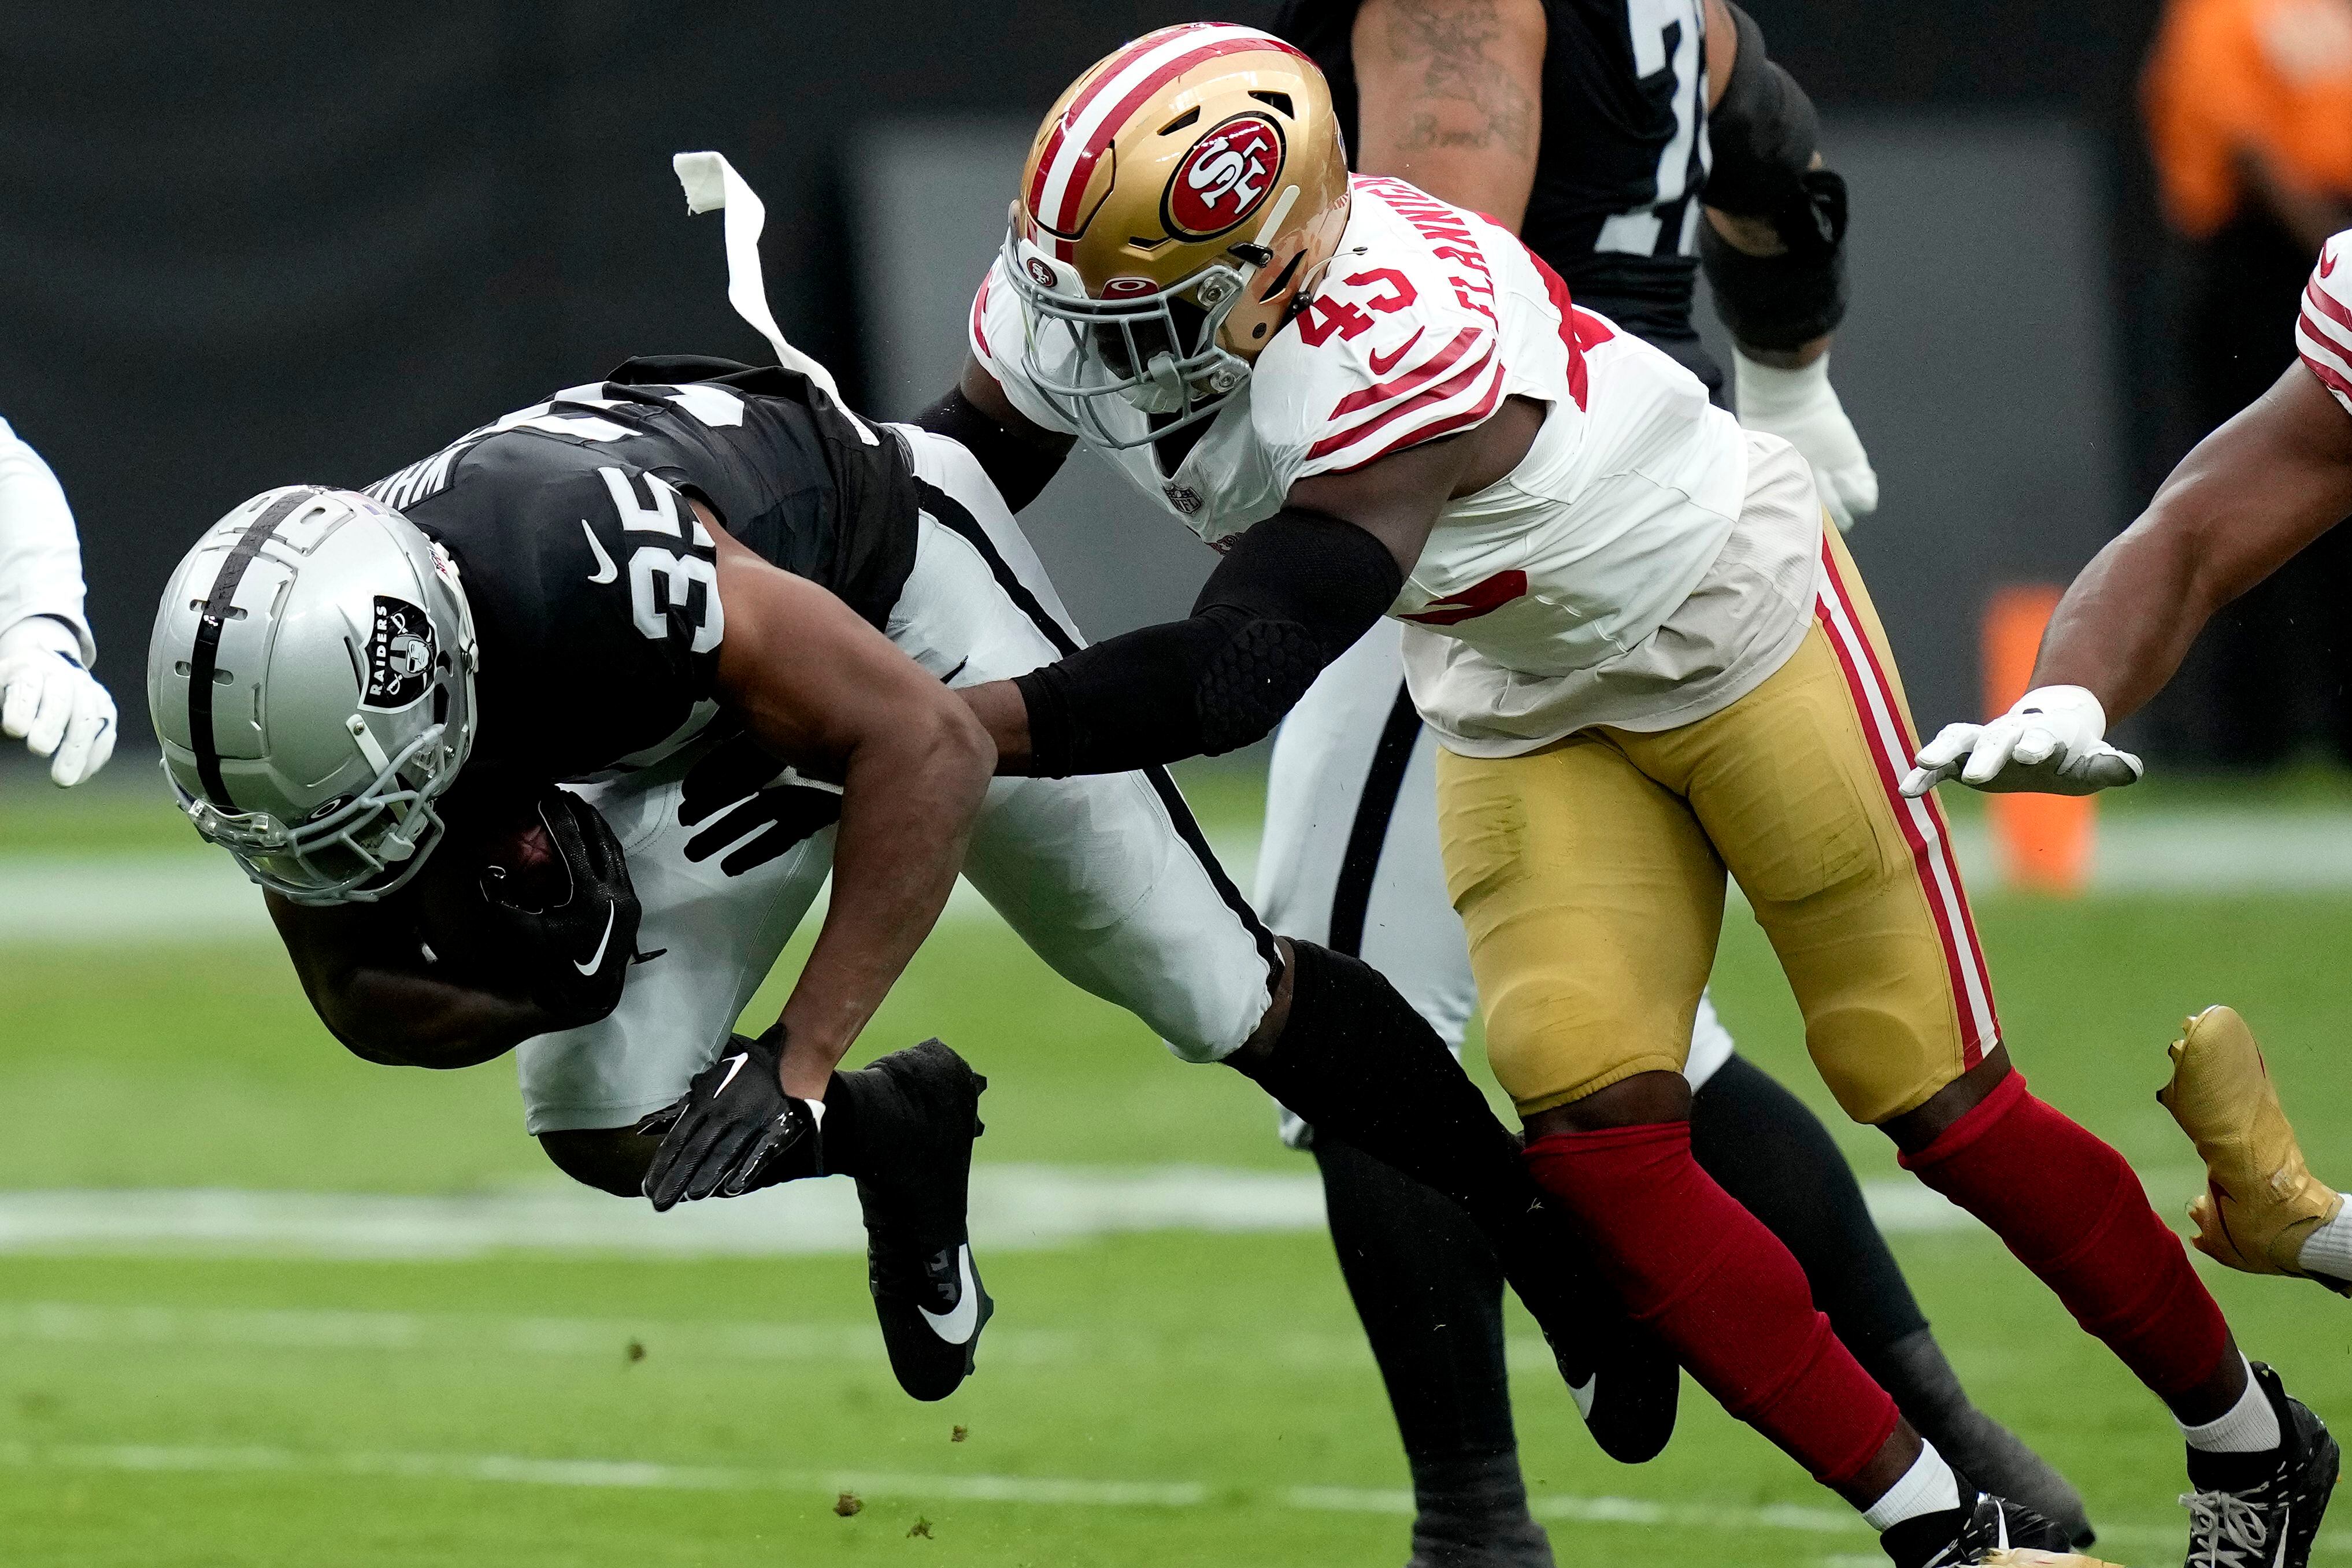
[1911,233,2352,1325]
[0,417,115,786]
[924,23,2329,1567]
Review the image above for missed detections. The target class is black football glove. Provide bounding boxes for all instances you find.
[636,1024,825,1210]
[679,731,843,877]
[479,789,643,1029]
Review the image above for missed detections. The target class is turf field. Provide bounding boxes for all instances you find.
[3,762,2351,1567]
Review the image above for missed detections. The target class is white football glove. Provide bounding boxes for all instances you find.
[1899,684,2142,798]
[1734,349,1880,532]
[0,615,116,787]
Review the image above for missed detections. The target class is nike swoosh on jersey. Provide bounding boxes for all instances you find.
[2324,251,2338,279]
[712,1051,750,1096]
[573,903,617,974]
[581,520,618,584]
[920,1244,983,1344]
[1367,328,1425,377]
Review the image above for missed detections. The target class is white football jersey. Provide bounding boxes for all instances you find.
[975,173,1793,744]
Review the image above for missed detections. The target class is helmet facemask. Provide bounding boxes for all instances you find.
[1002,227,1261,450]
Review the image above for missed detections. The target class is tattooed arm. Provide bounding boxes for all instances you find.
[1350,0,1546,229]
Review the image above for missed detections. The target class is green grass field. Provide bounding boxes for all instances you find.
[3,763,2350,1566]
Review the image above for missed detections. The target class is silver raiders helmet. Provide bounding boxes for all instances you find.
[149,484,479,904]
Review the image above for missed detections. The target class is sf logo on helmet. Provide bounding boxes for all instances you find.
[361,595,438,711]
[1163,112,1286,240]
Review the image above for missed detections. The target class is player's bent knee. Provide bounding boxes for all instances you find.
[1481,975,1684,1112]
[539,1127,660,1198]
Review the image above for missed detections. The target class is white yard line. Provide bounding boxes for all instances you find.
[0,1163,2207,1260]
[0,1438,2313,1554]
[8,810,2352,944]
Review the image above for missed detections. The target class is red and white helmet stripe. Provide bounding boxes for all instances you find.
[1026,23,1306,257]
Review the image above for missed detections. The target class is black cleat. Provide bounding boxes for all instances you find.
[848,1039,993,1402]
[1881,1487,2118,1567]
[2181,1362,2339,1568]
[1492,1192,1679,1465]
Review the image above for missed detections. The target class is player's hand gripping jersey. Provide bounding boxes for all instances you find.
[975,173,1824,753]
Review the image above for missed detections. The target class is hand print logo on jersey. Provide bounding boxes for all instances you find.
[1163,112,1284,240]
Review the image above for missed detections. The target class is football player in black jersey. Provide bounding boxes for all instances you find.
[1221,3,2086,1560]
[146,156,1676,1433]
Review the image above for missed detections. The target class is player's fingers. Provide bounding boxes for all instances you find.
[684,1121,762,1203]
[1959,721,2024,785]
[2072,747,2143,793]
[1821,487,1854,534]
[1910,721,1981,773]
[2007,724,2060,768]
[632,1096,689,1139]
[22,667,71,757]
[0,663,41,742]
[720,1113,801,1197]
[49,698,113,787]
[1841,459,1880,518]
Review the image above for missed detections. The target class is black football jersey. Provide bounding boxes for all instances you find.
[365,357,919,794]
[1275,0,1721,396]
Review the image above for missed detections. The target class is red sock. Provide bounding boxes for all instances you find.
[1901,1071,2229,1400]
[1524,1122,1898,1487]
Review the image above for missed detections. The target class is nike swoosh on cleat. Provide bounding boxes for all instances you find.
[712,1052,750,1096]
[1566,1374,1596,1420]
[920,1244,982,1345]
[574,903,617,974]
[581,521,618,584]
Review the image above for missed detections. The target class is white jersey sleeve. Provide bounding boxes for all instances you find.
[2297,235,2352,419]
[1251,180,1516,488]
[0,417,95,664]
[966,257,1082,439]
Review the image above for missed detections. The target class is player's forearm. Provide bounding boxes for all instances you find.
[774,704,992,1097]
[1350,0,1546,232]
[2028,520,2210,725]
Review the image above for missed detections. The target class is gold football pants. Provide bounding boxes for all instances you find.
[1436,529,1999,1125]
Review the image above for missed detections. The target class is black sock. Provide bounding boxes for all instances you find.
[819,1064,886,1178]
[1239,941,1532,1228]
[1691,1055,1928,1367]
[1314,1136,1553,1567]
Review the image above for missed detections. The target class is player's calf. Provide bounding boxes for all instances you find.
[1229,939,1680,1464]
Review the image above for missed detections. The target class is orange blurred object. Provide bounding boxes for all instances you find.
[1983,586,2095,894]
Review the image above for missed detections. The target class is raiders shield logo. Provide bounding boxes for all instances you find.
[361,595,436,710]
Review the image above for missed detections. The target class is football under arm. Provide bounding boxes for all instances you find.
[706,517,995,1099]
[1347,0,1547,233]
[265,891,555,1070]
[2031,363,2352,724]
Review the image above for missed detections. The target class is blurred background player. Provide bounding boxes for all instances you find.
[2142,0,2352,766]
[1257,3,2083,1560]
[1905,220,2352,1313]
[0,415,114,787]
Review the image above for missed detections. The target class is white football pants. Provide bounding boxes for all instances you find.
[517,427,1277,1133]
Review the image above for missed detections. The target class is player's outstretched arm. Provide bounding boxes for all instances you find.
[914,358,1076,513]
[1904,362,2352,796]
[706,520,995,1099]
[958,398,1540,775]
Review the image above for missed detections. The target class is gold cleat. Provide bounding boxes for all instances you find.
[2157,1005,2346,1293]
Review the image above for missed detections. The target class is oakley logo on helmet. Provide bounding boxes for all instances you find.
[361,595,437,711]
[1164,112,1284,240]
[1102,276,1158,299]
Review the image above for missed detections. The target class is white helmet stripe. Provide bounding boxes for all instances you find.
[1031,24,1286,245]
[186,487,321,811]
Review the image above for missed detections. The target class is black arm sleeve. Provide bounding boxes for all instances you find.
[913,383,1071,513]
[1012,508,1404,777]
[1699,2,1849,350]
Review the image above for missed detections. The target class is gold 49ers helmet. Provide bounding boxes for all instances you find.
[1003,22,1352,448]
